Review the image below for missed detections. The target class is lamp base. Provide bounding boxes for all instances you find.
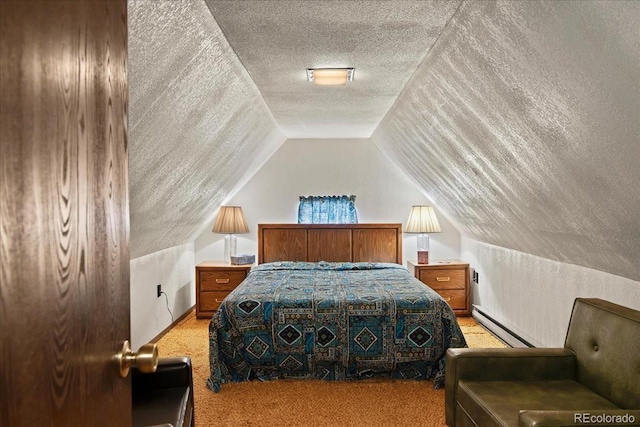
[224,234,237,264]
[417,250,429,264]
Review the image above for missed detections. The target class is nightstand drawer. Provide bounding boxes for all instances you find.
[200,291,231,312]
[436,290,467,310]
[199,270,246,291]
[418,268,466,290]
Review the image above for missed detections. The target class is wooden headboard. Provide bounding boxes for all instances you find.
[258,223,403,264]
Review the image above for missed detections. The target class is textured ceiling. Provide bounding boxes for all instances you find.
[371,0,640,281]
[205,0,461,138]
[129,0,639,284]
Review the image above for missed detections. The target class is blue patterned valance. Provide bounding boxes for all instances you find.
[298,195,357,224]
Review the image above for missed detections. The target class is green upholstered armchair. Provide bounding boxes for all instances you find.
[445,298,640,427]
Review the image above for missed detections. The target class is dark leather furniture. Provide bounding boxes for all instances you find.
[445,298,640,426]
[132,356,195,427]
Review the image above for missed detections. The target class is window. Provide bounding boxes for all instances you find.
[298,195,358,224]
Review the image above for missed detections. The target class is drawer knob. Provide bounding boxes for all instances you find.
[215,278,230,284]
[215,299,224,303]
[436,276,451,282]
[443,297,451,302]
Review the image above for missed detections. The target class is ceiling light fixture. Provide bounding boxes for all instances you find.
[306,68,354,86]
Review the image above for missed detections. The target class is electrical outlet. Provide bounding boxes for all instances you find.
[473,271,480,284]
[157,284,162,298]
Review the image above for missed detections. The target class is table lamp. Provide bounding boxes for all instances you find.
[212,206,249,263]
[405,205,441,264]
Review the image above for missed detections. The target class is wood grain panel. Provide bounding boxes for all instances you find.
[308,229,352,262]
[260,229,307,263]
[0,1,130,425]
[353,228,399,263]
[258,224,402,264]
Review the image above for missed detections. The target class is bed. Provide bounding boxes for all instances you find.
[207,223,466,392]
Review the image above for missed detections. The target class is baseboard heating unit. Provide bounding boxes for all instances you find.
[472,305,537,348]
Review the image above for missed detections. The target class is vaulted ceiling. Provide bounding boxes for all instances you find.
[205,0,461,138]
[128,0,639,282]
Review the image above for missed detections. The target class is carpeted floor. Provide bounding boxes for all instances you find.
[156,310,505,427]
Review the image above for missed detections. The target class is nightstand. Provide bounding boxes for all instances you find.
[407,259,471,316]
[195,261,251,319]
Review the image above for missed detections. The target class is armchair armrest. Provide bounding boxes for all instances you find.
[519,409,640,426]
[445,348,576,427]
[132,356,193,393]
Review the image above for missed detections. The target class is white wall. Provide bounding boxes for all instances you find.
[195,138,461,266]
[462,236,640,347]
[130,243,195,349]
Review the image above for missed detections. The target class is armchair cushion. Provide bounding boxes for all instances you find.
[445,348,576,426]
[132,387,191,427]
[457,380,619,427]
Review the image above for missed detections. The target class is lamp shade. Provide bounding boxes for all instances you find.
[405,206,441,233]
[212,206,249,234]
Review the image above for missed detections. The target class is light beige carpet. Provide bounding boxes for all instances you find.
[156,310,505,427]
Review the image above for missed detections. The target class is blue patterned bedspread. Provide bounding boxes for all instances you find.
[207,262,466,392]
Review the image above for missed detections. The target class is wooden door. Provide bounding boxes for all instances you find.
[0,1,130,425]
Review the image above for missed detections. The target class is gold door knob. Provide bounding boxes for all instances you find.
[116,340,158,378]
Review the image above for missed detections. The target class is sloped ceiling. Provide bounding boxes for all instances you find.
[371,0,640,281]
[128,0,285,258]
[129,0,639,283]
